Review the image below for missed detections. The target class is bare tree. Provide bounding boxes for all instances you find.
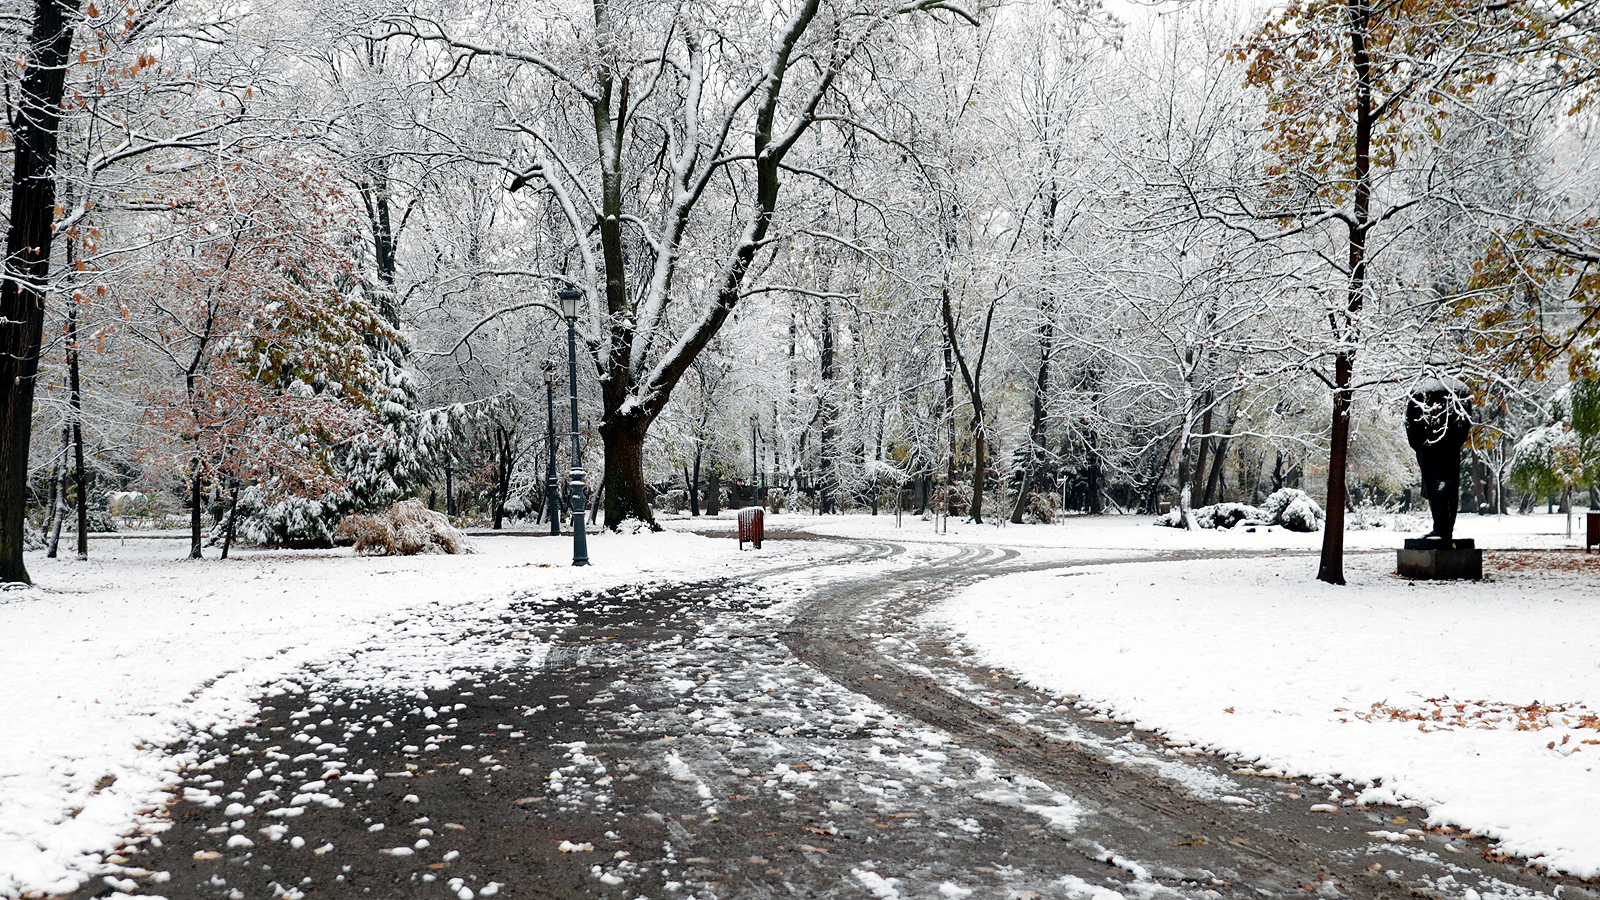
[372,0,978,529]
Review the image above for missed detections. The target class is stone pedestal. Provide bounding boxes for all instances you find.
[1396,538,1482,580]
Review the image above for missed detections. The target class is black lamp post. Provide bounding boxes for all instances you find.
[558,282,590,566]
[542,360,560,536]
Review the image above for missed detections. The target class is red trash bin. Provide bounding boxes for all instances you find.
[738,507,764,550]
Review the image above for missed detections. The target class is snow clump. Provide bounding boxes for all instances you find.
[1155,488,1324,533]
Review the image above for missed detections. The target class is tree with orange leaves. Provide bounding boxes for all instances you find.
[1232,0,1524,583]
[126,154,403,558]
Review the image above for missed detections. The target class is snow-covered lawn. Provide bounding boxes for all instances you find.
[931,549,1600,878]
[667,506,1591,552]
[0,530,817,898]
[3,509,1592,896]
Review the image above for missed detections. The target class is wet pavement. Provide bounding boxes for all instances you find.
[69,539,1596,900]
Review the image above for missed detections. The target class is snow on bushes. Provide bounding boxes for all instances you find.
[334,500,472,556]
[1264,489,1326,532]
[1155,488,1325,533]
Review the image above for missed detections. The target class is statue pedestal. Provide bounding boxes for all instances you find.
[1397,538,1482,581]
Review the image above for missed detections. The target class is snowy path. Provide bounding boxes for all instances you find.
[49,535,1589,900]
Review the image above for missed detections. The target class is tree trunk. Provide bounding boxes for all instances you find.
[48,474,66,557]
[189,457,203,559]
[1317,0,1373,586]
[1203,399,1238,506]
[69,299,87,559]
[1174,389,1199,530]
[600,416,657,527]
[1317,362,1355,584]
[1141,438,1178,514]
[492,424,512,530]
[0,0,81,583]
[689,443,702,516]
[941,288,996,525]
[44,424,65,559]
[1191,398,1214,508]
[445,466,455,518]
[706,468,721,516]
[965,405,986,525]
[358,158,402,328]
[73,411,87,559]
[1084,430,1104,515]
[1011,318,1053,524]
[943,341,957,493]
[817,293,836,515]
[221,481,238,559]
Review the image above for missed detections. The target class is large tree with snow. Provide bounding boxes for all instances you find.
[374,0,980,529]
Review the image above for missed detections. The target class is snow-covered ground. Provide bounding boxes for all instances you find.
[0,530,825,898]
[667,506,1592,552]
[931,546,1600,878]
[4,508,1594,896]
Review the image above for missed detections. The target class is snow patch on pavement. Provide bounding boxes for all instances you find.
[0,531,828,898]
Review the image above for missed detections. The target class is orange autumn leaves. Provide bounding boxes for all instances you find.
[1233,0,1510,211]
[129,157,401,501]
[1234,0,1600,381]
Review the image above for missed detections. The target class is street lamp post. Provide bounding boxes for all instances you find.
[558,282,590,566]
[750,413,759,508]
[542,360,560,536]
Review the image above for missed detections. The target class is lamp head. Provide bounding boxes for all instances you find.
[556,281,582,320]
[542,359,555,384]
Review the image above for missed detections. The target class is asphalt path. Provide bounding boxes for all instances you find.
[69,537,1595,900]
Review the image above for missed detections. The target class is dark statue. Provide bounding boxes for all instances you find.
[1405,378,1472,542]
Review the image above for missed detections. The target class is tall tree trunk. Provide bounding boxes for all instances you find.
[1011,314,1054,524]
[445,466,455,518]
[1142,438,1178,514]
[357,157,402,328]
[942,341,957,494]
[689,442,702,516]
[1174,386,1200,529]
[941,287,995,525]
[1083,428,1104,514]
[72,406,87,559]
[69,297,87,559]
[970,418,987,524]
[0,0,81,583]
[221,480,238,559]
[44,424,66,559]
[817,293,836,515]
[189,456,203,559]
[1317,0,1373,586]
[1471,447,1494,515]
[1191,397,1214,508]
[706,466,721,516]
[492,424,512,530]
[1203,399,1239,506]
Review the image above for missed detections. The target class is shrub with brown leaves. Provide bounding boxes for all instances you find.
[335,500,473,556]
